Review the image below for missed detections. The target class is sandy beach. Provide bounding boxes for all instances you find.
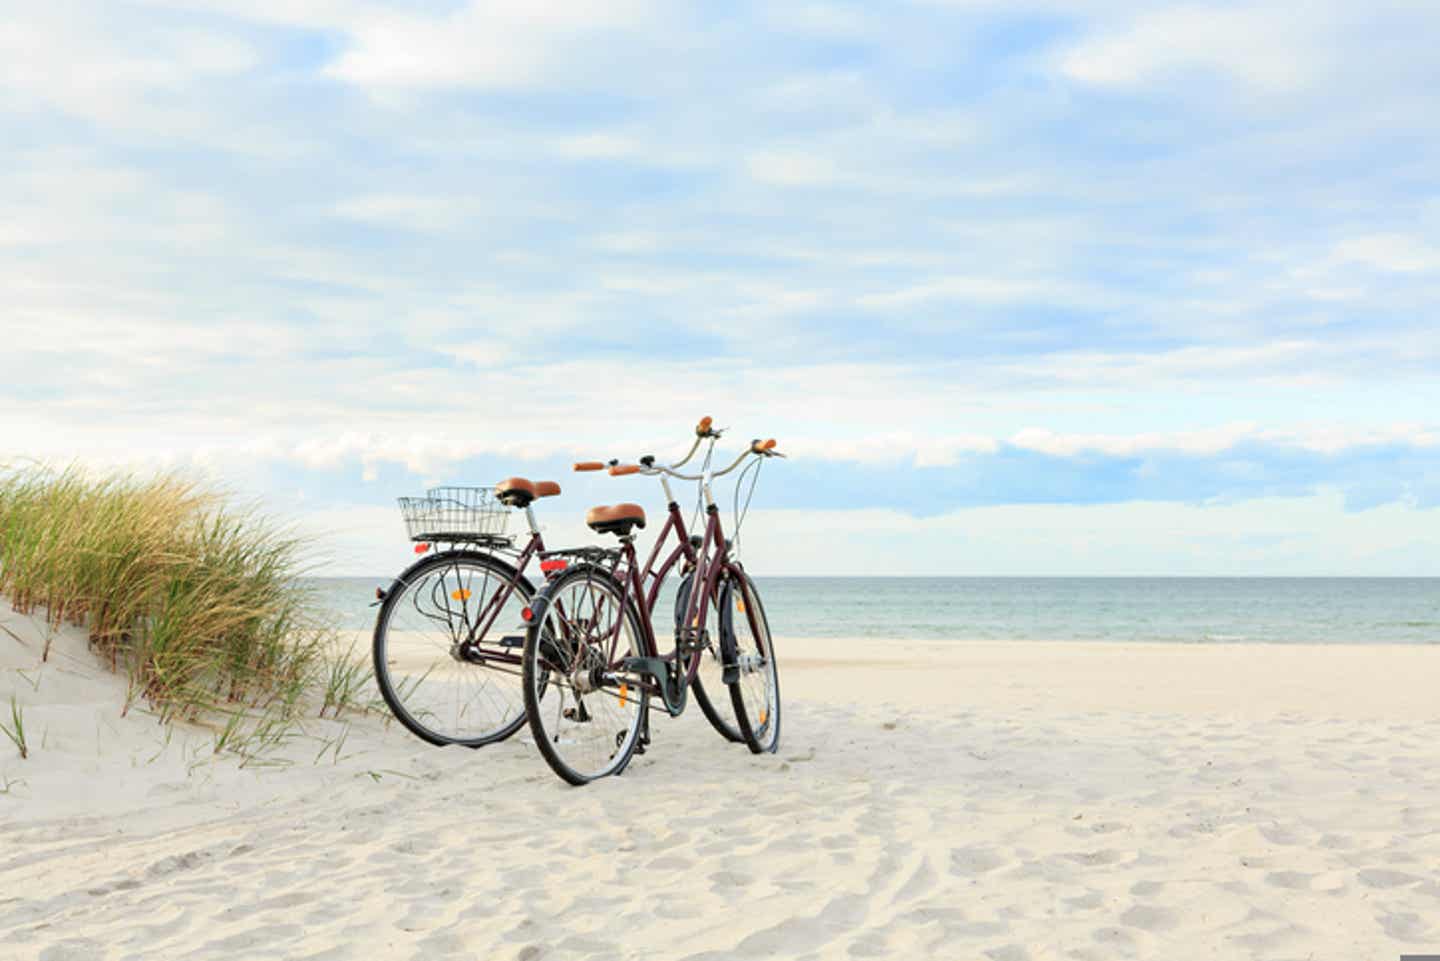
[3,610,1439,960]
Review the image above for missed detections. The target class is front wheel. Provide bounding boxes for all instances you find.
[676,572,745,744]
[721,571,781,754]
[522,565,650,786]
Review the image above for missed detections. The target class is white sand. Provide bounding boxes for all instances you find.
[3,610,1439,960]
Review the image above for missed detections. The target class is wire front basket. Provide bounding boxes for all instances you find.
[398,486,511,545]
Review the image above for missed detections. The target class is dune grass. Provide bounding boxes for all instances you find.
[0,465,351,730]
[1,695,27,759]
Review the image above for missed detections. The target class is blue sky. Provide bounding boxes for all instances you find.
[3,1,1439,574]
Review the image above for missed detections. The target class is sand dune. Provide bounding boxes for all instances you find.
[3,610,1439,959]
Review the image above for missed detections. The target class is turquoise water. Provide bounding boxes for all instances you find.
[309,576,1440,645]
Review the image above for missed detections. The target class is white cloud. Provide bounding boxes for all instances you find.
[0,6,260,137]
[5,0,1440,565]
[855,276,1071,308]
[745,150,844,187]
[1008,424,1440,458]
[552,132,645,160]
[332,193,482,233]
[1009,424,1255,458]
[1001,340,1344,387]
[300,492,1440,578]
[322,1,655,91]
[1056,4,1329,93]
[1330,233,1440,273]
[727,492,1440,576]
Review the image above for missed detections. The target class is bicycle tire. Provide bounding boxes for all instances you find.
[721,569,781,755]
[522,564,650,785]
[372,550,534,747]
[675,571,745,744]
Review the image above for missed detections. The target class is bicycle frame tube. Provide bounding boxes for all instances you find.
[641,503,699,617]
[606,502,693,662]
[680,507,729,685]
[462,530,544,656]
[602,502,729,693]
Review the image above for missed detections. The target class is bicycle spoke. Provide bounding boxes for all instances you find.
[374,553,531,746]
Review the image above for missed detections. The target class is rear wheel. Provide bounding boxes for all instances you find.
[676,572,744,744]
[722,570,781,754]
[372,551,532,747]
[522,565,650,785]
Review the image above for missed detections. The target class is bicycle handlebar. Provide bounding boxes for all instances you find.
[643,439,782,482]
[576,419,781,483]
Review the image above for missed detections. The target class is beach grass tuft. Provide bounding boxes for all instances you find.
[0,465,346,733]
[2,695,28,759]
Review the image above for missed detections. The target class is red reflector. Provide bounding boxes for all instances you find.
[414,543,430,554]
[521,606,534,622]
[540,559,568,573]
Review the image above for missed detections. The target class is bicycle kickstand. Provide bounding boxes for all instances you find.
[637,710,651,755]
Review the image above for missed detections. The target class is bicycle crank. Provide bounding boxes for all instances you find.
[620,655,688,716]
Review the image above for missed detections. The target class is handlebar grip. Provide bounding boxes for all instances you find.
[609,464,641,476]
[573,462,605,472]
[751,438,777,454]
[696,415,713,436]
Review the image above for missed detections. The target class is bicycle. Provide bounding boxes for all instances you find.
[371,478,565,747]
[520,420,784,785]
[370,423,739,749]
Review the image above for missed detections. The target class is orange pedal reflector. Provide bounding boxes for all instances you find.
[736,596,746,613]
[619,683,629,707]
[451,588,472,602]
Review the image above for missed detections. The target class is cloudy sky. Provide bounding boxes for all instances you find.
[3,1,1438,575]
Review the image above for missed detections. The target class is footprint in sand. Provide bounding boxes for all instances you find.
[1357,868,1423,889]
[709,870,752,889]
[1061,889,1104,911]
[1263,870,1312,890]
[1062,849,1125,867]
[846,932,887,957]
[37,938,107,961]
[1119,904,1178,933]
[1090,926,1140,955]
[1377,912,1433,941]
[949,846,1008,876]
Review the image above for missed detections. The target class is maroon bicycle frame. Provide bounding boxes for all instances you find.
[599,498,733,698]
[434,531,547,668]
[459,500,704,671]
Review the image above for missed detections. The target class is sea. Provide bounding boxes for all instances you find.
[307,576,1440,645]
